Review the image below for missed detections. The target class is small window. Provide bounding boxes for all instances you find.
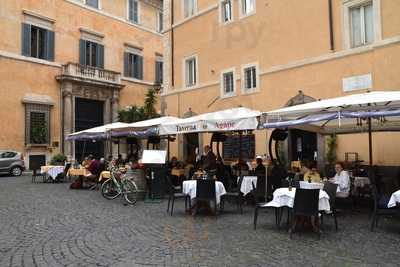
[350,2,374,47]
[157,11,163,32]
[21,23,55,61]
[183,0,196,18]
[25,104,50,145]
[85,0,99,9]
[240,0,256,17]
[221,69,236,97]
[124,52,144,80]
[155,60,163,84]
[128,0,139,24]
[221,0,233,23]
[243,65,258,92]
[185,56,197,87]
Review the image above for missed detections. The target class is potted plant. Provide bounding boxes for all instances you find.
[50,154,67,166]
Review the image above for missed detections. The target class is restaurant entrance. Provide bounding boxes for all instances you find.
[289,129,317,163]
[74,98,104,160]
[183,133,198,164]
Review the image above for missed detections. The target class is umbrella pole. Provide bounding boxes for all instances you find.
[368,117,373,167]
[239,131,242,178]
[82,140,87,162]
[167,136,170,161]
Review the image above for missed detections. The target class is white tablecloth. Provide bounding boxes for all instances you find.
[238,176,257,195]
[264,188,331,211]
[354,177,370,188]
[388,190,400,208]
[299,181,324,190]
[182,180,226,204]
[41,166,65,180]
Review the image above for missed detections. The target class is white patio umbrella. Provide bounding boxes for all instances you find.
[159,107,261,135]
[66,122,130,140]
[261,91,400,166]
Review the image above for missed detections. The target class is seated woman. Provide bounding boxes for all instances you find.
[329,162,351,198]
[304,163,321,183]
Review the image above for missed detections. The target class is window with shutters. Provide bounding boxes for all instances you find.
[155,60,163,84]
[183,0,197,18]
[221,68,236,98]
[79,39,104,68]
[124,51,144,80]
[128,0,139,24]
[242,63,259,93]
[220,0,233,23]
[240,0,256,18]
[85,0,100,9]
[184,56,197,87]
[24,104,50,145]
[21,23,55,61]
[350,2,374,47]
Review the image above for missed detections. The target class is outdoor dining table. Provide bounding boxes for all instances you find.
[40,165,65,181]
[299,181,325,190]
[238,176,257,195]
[387,190,400,208]
[67,168,89,177]
[264,187,331,211]
[182,180,226,204]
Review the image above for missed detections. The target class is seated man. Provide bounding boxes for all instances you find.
[304,162,321,183]
[329,162,351,198]
[85,156,100,181]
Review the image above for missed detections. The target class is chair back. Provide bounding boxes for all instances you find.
[293,189,320,216]
[165,175,175,195]
[63,163,71,175]
[323,182,338,208]
[196,179,216,201]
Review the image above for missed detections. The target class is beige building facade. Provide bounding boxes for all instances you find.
[0,0,163,168]
[162,0,400,166]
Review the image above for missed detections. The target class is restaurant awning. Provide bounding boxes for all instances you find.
[66,122,130,141]
[159,107,261,135]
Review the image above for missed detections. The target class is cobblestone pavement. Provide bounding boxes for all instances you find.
[0,175,400,267]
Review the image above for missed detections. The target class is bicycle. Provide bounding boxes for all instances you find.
[101,166,138,205]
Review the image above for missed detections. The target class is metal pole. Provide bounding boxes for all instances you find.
[239,131,243,179]
[167,136,170,161]
[368,117,373,167]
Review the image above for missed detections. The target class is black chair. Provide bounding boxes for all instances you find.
[195,179,217,216]
[370,184,399,231]
[321,182,339,231]
[57,163,71,183]
[166,176,191,216]
[253,180,281,230]
[32,169,46,183]
[221,176,243,214]
[289,189,320,239]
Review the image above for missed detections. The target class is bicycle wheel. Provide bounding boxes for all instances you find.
[101,179,120,200]
[122,179,138,205]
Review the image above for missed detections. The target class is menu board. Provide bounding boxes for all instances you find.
[223,134,255,160]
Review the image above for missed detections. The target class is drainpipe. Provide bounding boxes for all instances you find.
[328,0,335,51]
[171,0,175,86]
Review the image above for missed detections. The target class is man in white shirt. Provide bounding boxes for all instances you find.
[329,162,351,198]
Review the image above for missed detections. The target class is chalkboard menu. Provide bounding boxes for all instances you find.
[223,134,255,160]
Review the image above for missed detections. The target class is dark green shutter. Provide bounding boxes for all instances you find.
[97,44,104,69]
[137,55,143,80]
[124,52,130,77]
[46,30,55,61]
[21,23,31,56]
[79,39,86,65]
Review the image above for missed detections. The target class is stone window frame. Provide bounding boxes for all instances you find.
[127,0,141,25]
[220,67,236,99]
[219,0,234,24]
[241,62,259,94]
[182,0,197,19]
[239,0,256,19]
[24,104,51,146]
[183,54,198,88]
[342,0,382,49]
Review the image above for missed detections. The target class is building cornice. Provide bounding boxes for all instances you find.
[121,77,157,86]
[0,50,62,68]
[64,0,163,37]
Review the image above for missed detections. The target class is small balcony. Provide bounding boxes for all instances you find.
[57,62,123,88]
